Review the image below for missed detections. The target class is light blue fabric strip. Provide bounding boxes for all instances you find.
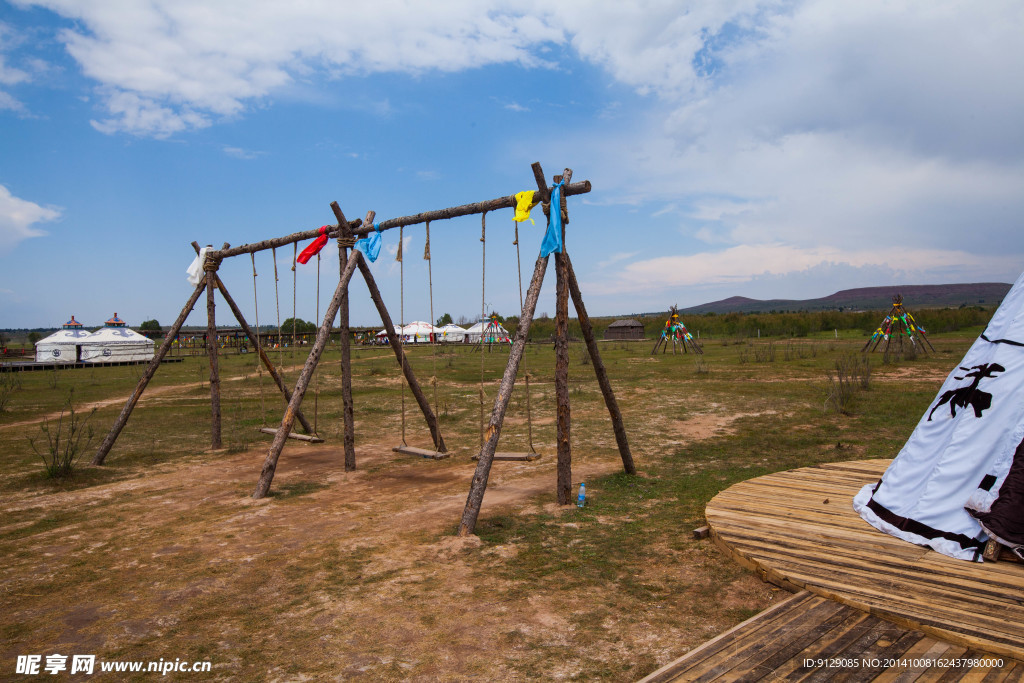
[356,223,382,262]
[540,182,564,258]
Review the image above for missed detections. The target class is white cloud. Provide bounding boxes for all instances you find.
[0,185,61,251]
[19,0,566,136]
[0,21,31,112]
[12,0,1024,302]
[222,145,263,160]
[0,90,26,112]
[591,244,1023,298]
[545,0,1024,297]
[596,251,638,269]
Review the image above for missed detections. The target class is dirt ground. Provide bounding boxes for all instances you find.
[1,415,774,681]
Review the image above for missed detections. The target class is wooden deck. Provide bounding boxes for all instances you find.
[640,590,1022,682]
[705,460,1024,661]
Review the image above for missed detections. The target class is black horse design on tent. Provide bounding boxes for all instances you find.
[927,363,1005,421]
[854,270,1024,561]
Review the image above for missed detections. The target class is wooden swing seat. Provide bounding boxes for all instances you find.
[392,445,450,460]
[258,427,324,443]
[472,451,542,462]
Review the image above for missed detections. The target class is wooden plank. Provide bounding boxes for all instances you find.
[392,445,450,460]
[706,460,1024,663]
[639,592,826,682]
[471,452,542,462]
[258,427,324,444]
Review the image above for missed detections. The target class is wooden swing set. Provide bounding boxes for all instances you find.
[89,162,636,536]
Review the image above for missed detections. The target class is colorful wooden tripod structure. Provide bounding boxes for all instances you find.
[473,313,511,351]
[651,306,703,355]
[862,294,935,355]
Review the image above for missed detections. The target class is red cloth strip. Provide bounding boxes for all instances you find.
[297,226,329,264]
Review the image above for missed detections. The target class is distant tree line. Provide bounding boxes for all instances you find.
[501,305,997,341]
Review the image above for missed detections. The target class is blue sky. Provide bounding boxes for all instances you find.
[2,1,1023,330]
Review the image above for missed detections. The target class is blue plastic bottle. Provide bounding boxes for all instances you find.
[577,482,586,508]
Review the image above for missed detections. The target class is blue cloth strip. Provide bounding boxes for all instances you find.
[355,223,382,262]
[540,181,564,258]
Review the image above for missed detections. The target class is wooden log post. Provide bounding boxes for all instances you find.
[354,255,447,454]
[458,250,551,536]
[563,252,636,475]
[189,241,315,434]
[92,280,207,465]
[205,244,226,450]
[552,169,573,505]
[254,251,362,498]
[329,202,362,472]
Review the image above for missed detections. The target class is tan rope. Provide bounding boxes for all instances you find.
[425,221,440,451]
[399,226,406,446]
[292,243,297,367]
[313,251,320,434]
[479,211,486,448]
[251,253,266,426]
[272,247,284,381]
[513,221,536,453]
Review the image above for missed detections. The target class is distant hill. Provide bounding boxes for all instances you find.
[676,283,1012,315]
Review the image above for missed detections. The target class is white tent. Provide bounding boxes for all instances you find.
[401,321,438,343]
[853,268,1024,561]
[465,319,511,344]
[35,316,90,363]
[81,314,155,363]
[436,323,467,343]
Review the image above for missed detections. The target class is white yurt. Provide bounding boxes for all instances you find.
[35,316,90,363]
[402,321,438,343]
[853,267,1024,561]
[436,323,467,342]
[465,318,511,343]
[81,313,155,363]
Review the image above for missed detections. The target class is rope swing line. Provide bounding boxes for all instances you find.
[398,225,407,447]
[425,221,441,452]
[292,242,298,363]
[313,250,321,435]
[251,252,267,427]
[512,219,536,454]
[479,211,487,448]
[272,247,285,381]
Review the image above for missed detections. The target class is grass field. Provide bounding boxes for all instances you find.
[0,329,981,680]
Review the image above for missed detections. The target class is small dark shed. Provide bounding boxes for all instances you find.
[604,319,645,340]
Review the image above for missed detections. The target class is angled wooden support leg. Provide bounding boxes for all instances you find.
[563,252,636,475]
[92,280,207,465]
[459,251,550,536]
[355,255,447,454]
[254,251,362,498]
